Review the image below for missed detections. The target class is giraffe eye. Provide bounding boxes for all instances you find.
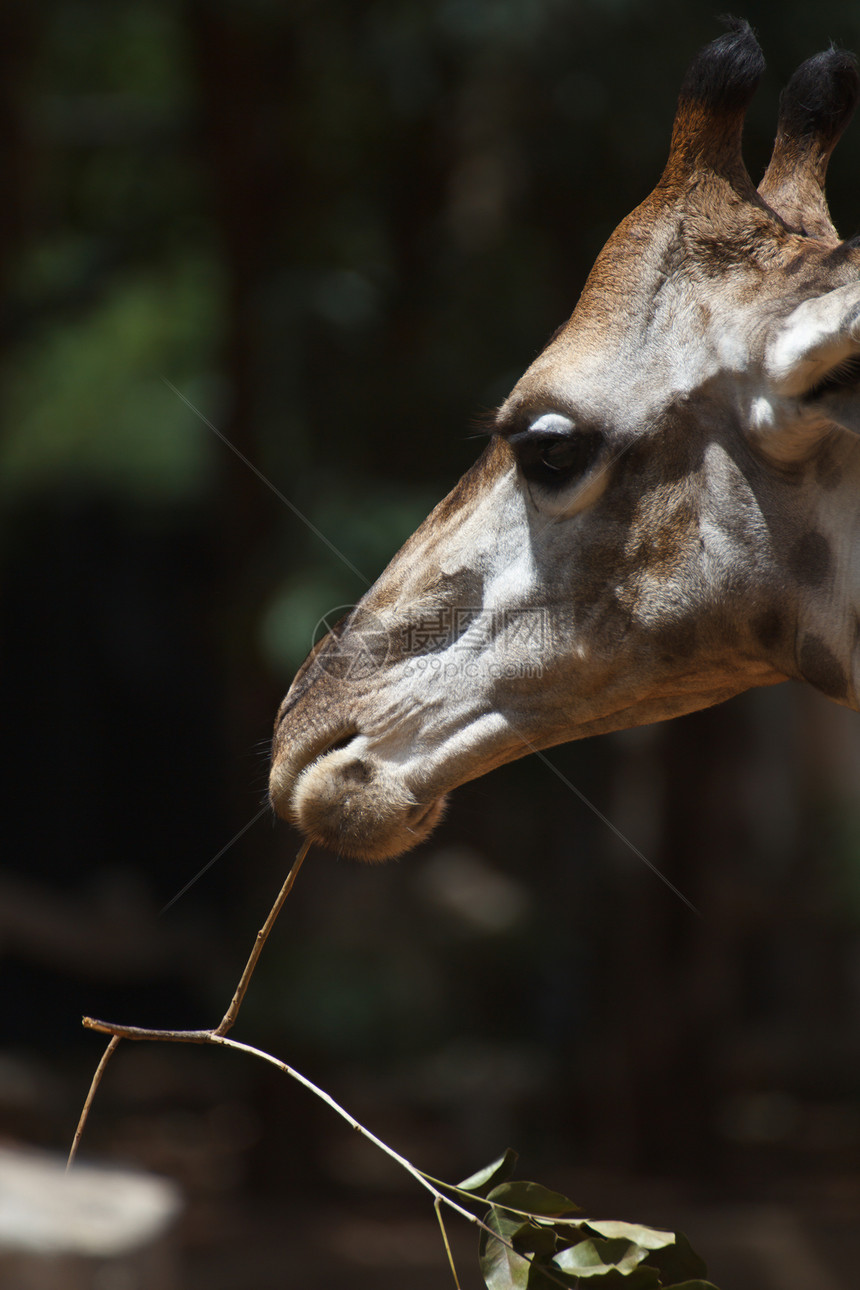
[510,429,603,490]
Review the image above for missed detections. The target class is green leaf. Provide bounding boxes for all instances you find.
[645,1232,708,1285]
[478,1197,577,1290]
[473,1179,715,1290]
[484,1205,533,1246]
[553,1237,647,1277]
[526,1264,578,1290]
[583,1221,675,1251]
[479,1212,533,1290]
[458,1149,519,1197]
[487,1180,581,1218]
[511,1222,559,1256]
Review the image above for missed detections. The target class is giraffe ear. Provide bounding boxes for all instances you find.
[764,283,860,431]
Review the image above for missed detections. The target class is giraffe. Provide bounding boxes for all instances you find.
[270,21,860,863]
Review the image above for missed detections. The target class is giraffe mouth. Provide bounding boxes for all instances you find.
[406,798,441,829]
[271,740,448,862]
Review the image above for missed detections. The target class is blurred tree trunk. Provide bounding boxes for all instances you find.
[589,702,758,1176]
[183,4,296,848]
[0,4,35,351]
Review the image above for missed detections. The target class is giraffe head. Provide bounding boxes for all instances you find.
[270,22,860,861]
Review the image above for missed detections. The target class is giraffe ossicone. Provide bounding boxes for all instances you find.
[270,21,860,861]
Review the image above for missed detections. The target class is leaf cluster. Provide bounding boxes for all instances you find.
[455,1153,719,1290]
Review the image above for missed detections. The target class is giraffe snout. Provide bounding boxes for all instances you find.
[271,737,446,861]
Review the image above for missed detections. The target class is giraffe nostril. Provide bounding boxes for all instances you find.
[269,728,360,822]
[342,759,372,785]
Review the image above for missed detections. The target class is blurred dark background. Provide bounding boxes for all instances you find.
[1,1,859,1286]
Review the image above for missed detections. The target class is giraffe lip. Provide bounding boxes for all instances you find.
[407,799,438,827]
[285,748,449,861]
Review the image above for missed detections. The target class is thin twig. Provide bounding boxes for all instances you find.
[424,1169,588,1226]
[72,842,310,1171]
[79,1008,480,1230]
[208,1033,482,1227]
[82,1019,214,1042]
[66,1035,121,1170]
[435,1196,462,1289]
[73,840,574,1288]
[77,1015,573,1288]
[215,839,310,1035]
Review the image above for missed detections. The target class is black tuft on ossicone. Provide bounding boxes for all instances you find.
[678,16,765,113]
[759,43,859,237]
[777,48,859,144]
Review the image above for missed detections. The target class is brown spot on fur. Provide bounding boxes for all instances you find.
[753,608,785,651]
[783,253,808,276]
[601,480,638,530]
[787,531,832,587]
[798,633,847,697]
[631,501,698,583]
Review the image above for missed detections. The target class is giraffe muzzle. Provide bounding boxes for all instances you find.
[270,736,448,862]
